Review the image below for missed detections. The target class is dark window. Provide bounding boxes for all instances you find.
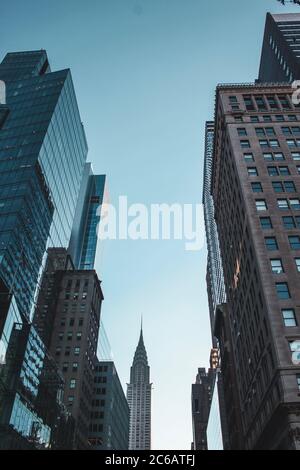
[282,126,292,136]
[272,182,284,193]
[290,198,300,210]
[252,182,263,192]
[279,166,290,175]
[251,116,259,123]
[263,115,272,122]
[244,153,254,162]
[288,115,297,121]
[276,283,290,299]
[283,216,296,229]
[268,166,279,176]
[284,181,296,193]
[238,128,247,136]
[265,237,278,251]
[256,128,265,136]
[241,140,251,148]
[248,167,258,176]
[289,235,300,250]
[260,217,272,229]
[275,115,284,121]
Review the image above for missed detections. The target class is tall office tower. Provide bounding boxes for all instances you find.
[212,84,300,449]
[258,13,300,83]
[0,280,74,450]
[0,50,87,318]
[34,248,104,449]
[127,326,152,450]
[68,163,106,270]
[191,368,213,450]
[89,361,129,450]
[203,121,227,342]
[203,122,229,449]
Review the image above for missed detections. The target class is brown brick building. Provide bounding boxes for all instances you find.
[212,84,300,449]
[34,248,104,449]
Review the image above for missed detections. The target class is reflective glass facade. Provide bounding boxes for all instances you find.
[69,163,106,270]
[207,373,224,450]
[0,51,87,318]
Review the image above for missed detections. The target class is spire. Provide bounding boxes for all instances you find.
[132,318,148,367]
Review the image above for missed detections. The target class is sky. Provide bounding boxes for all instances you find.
[0,0,299,450]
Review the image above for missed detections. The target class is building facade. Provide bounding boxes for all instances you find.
[34,248,104,449]
[68,163,106,271]
[0,50,87,319]
[191,368,214,450]
[212,83,300,449]
[89,361,129,450]
[258,13,300,83]
[127,327,152,450]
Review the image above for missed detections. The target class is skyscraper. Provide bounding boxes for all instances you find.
[191,368,213,450]
[0,50,87,318]
[34,248,104,449]
[127,325,152,450]
[68,163,106,270]
[258,13,300,83]
[212,83,300,449]
[89,361,129,450]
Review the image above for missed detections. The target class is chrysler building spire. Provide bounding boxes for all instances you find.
[127,322,152,450]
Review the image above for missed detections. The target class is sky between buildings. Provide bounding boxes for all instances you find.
[0,0,298,450]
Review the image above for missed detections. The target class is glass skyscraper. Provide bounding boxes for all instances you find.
[68,163,106,270]
[0,50,87,318]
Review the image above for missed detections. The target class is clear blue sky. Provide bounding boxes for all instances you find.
[1,0,298,450]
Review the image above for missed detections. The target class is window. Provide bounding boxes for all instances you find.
[244,95,255,111]
[276,115,284,121]
[67,332,72,341]
[268,166,279,176]
[60,318,66,327]
[296,216,300,228]
[260,217,272,229]
[241,140,251,148]
[229,96,238,103]
[79,318,84,326]
[238,128,247,136]
[272,182,284,193]
[270,139,279,148]
[72,362,78,371]
[76,332,82,341]
[277,199,289,210]
[282,126,292,136]
[255,96,267,110]
[297,375,300,391]
[65,347,70,357]
[282,309,297,327]
[271,259,284,274]
[283,216,296,229]
[251,116,259,123]
[259,139,269,148]
[267,96,278,109]
[295,258,300,272]
[290,198,300,210]
[244,153,254,162]
[284,182,296,192]
[234,116,243,123]
[256,128,265,136]
[297,166,300,175]
[70,379,76,389]
[263,153,273,162]
[256,200,267,211]
[278,95,291,109]
[252,182,263,192]
[63,362,68,372]
[276,283,290,299]
[67,396,74,405]
[263,115,272,122]
[248,167,258,176]
[289,235,300,250]
[292,126,300,134]
[58,332,64,341]
[74,347,80,356]
[55,347,61,357]
[288,115,297,121]
[279,166,290,175]
[265,237,278,251]
[286,139,297,148]
[266,127,275,136]
[69,318,75,326]
[292,152,300,161]
[274,152,285,161]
